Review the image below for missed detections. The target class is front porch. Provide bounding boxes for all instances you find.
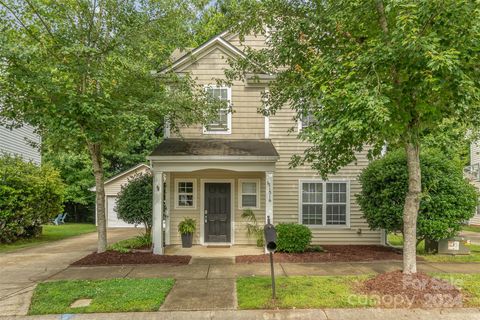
[165,245,264,257]
[146,139,279,254]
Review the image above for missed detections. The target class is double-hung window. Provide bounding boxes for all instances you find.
[175,179,196,209]
[299,112,316,131]
[204,86,231,134]
[239,179,260,209]
[300,180,349,226]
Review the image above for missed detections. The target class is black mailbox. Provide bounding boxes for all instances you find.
[264,217,277,252]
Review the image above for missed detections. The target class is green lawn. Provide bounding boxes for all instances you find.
[236,276,374,309]
[434,274,480,307]
[108,234,151,253]
[387,233,480,262]
[463,225,480,233]
[29,278,174,314]
[0,223,96,253]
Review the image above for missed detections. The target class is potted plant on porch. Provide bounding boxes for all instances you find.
[178,218,196,248]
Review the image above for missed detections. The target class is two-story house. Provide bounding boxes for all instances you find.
[147,31,383,254]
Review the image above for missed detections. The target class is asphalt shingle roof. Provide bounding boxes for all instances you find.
[149,139,279,158]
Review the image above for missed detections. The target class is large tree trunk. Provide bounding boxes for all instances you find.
[88,142,107,253]
[403,142,421,274]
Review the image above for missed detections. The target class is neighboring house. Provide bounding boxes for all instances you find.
[146,31,383,254]
[92,163,150,228]
[0,123,41,164]
[466,141,480,225]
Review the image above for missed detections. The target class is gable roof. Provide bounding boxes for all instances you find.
[89,163,150,192]
[159,31,247,74]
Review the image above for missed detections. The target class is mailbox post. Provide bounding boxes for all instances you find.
[264,216,277,300]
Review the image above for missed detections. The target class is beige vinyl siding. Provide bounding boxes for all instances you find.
[0,123,41,164]
[225,32,268,51]
[270,107,382,245]
[173,47,265,139]
[169,170,265,245]
[103,166,150,196]
[167,31,381,245]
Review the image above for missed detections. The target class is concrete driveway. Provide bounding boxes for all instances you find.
[0,228,142,317]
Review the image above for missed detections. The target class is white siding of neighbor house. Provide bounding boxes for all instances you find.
[166,31,382,245]
[470,214,480,226]
[0,124,41,164]
[471,141,480,166]
[467,142,480,225]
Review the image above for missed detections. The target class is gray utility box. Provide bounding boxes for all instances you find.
[438,236,471,255]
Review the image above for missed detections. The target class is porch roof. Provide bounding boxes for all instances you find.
[148,139,279,160]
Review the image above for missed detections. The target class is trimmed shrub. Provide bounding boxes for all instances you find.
[116,172,152,236]
[0,155,65,243]
[276,223,312,253]
[357,149,478,242]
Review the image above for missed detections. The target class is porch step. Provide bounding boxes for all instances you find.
[206,245,231,248]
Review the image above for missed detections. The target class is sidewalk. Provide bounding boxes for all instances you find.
[3,308,480,320]
[46,259,480,283]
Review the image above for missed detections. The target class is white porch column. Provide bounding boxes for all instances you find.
[165,173,171,245]
[152,171,164,254]
[265,171,274,224]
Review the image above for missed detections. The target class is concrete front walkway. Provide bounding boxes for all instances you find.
[3,308,480,320]
[0,228,142,317]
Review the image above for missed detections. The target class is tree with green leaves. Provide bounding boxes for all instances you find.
[357,149,478,246]
[229,0,480,273]
[0,0,218,252]
[0,154,64,243]
[116,173,153,237]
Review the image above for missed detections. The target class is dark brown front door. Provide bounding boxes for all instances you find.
[204,183,231,243]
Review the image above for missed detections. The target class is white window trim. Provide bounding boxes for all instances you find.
[298,179,351,228]
[238,179,261,210]
[203,85,232,135]
[298,113,315,132]
[174,179,197,210]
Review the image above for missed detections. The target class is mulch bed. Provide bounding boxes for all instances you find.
[71,250,191,266]
[359,271,464,308]
[236,245,404,263]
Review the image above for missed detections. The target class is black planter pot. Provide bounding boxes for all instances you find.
[181,233,193,248]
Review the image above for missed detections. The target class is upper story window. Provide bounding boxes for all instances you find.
[300,180,349,227]
[203,86,232,134]
[299,112,316,131]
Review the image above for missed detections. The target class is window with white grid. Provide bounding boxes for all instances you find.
[204,86,231,134]
[175,180,196,209]
[326,182,347,225]
[300,180,349,226]
[301,182,323,225]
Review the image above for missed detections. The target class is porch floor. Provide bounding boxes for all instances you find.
[164,245,263,257]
